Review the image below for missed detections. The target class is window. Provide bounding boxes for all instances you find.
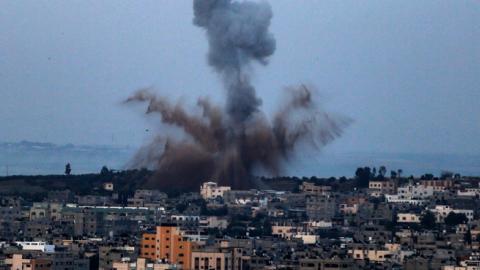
[205,258,209,270]
[195,257,200,270]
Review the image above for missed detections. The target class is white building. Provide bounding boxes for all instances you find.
[103,182,114,191]
[200,182,231,200]
[457,188,480,197]
[385,183,433,204]
[15,241,55,253]
[431,205,474,223]
[397,184,434,199]
[293,234,319,244]
[384,196,426,205]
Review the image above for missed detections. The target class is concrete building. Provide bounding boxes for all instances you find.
[386,184,434,204]
[339,203,358,215]
[15,242,55,253]
[140,225,194,269]
[431,205,475,222]
[5,254,52,270]
[368,180,397,197]
[199,217,228,230]
[397,213,421,223]
[127,190,167,208]
[103,182,114,191]
[300,182,331,196]
[350,247,392,262]
[457,188,480,197]
[99,245,137,270]
[397,184,434,199]
[200,182,231,200]
[420,179,453,191]
[191,249,232,270]
[306,195,337,221]
[271,225,298,239]
[299,257,357,270]
[112,258,178,270]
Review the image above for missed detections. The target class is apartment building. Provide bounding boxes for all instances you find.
[368,180,397,197]
[140,225,194,269]
[191,249,232,270]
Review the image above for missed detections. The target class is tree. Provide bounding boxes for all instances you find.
[65,163,71,176]
[440,171,454,180]
[421,174,434,180]
[100,166,111,176]
[397,169,403,178]
[355,167,372,188]
[390,170,397,179]
[379,166,387,178]
[444,212,468,227]
[420,211,436,230]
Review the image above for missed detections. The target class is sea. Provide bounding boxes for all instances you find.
[1,141,479,178]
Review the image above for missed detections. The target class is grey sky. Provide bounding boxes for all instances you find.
[1,0,479,155]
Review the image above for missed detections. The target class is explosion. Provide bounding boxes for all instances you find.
[125,0,350,190]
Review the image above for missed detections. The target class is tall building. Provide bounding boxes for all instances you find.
[141,225,194,269]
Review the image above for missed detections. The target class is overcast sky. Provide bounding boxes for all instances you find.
[1,1,479,155]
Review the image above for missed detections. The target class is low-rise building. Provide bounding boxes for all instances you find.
[397,213,421,223]
[300,182,331,196]
[431,205,475,222]
[200,182,231,200]
[368,180,397,197]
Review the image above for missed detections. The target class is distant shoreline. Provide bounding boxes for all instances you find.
[1,141,479,178]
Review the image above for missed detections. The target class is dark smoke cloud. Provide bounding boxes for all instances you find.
[124,0,350,190]
[193,0,276,123]
[125,86,350,190]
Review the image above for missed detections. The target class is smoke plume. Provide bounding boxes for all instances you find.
[125,0,350,190]
[193,0,275,123]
